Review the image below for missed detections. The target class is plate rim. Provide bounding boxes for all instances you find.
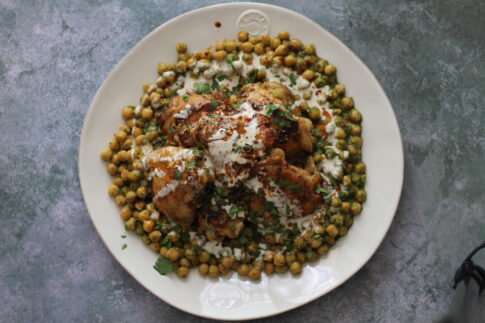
[78,2,404,320]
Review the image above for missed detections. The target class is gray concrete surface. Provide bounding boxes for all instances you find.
[0,0,484,322]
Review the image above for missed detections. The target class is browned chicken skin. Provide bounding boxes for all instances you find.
[148,82,327,237]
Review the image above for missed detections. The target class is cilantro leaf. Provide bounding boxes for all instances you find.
[182,95,189,101]
[192,149,205,158]
[210,99,219,107]
[211,75,220,91]
[193,82,211,94]
[316,185,333,200]
[247,69,259,83]
[121,243,127,250]
[174,170,183,180]
[278,178,301,193]
[289,73,297,87]
[153,256,173,275]
[265,104,280,116]
[186,160,199,169]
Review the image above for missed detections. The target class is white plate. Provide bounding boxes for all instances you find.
[79,3,403,320]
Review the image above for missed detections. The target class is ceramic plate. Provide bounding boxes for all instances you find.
[79,3,403,320]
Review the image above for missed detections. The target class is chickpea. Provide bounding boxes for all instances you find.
[143,220,155,233]
[176,42,187,53]
[115,131,127,143]
[168,232,179,242]
[350,136,362,148]
[331,197,342,208]
[270,38,281,49]
[285,253,296,265]
[213,50,227,61]
[350,109,362,122]
[109,139,120,151]
[237,264,250,276]
[303,43,316,55]
[180,258,191,267]
[127,170,140,182]
[274,265,288,273]
[308,107,321,120]
[236,31,248,42]
[218,263,230,276]
[248,267,261,280]
[335,83,346,95]
[324,64,336,75]
[311,238,323,249]
[112,177,123,187]
[240,41,254,53]
[148,230,161,242]
[302,69,315,81]
[276,31,289,40]
[355,190,367,203]
[198,263,209,276]
[125,191,136,203]
[341,97,354,109]
[341,202,351,213]
[284,54,297,67]
[263,263,274,275]
[136,186,148,199]
[124,217,136,231]
[254,43,265,55]
[330,214,344,226]
[141,108,153,119]
[208,264,219,278]
[159,246,168,257]
[296,58,307,71]
[317,245,329,255]
[224,41,238,52]
[137,210,150,221]
[326,224,339,237]
[274,44,288,56]
[350,124,361,136]
[221,257,234,268]
[273,253,286,266]
[288,38,301,49]
[289,261,303,275]
[166,248,181,262]
[176,266,189,278]
[291,107,302,116]
[99,148,112,161]
[335,128,347,139]
[107,163,118,176]
[199,251,210,263]
[263,251,275,262]
[296,251,306,263]
[115,195,126,206]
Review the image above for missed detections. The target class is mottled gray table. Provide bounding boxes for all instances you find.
[1,0,484,322]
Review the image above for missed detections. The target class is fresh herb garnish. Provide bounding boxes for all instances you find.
[174,170,183,180]
[316,185,333,199]
[193,82,211,94]
[192,149,204,158]
[211,75,220,91]
[182,95,189,101]
[265,104,280,116]
[232,143,252,153]
[186,160,199,169]
[121,234,127,239]
[289,73,297,87]
[210,99,219,107]
[121,243,127,250]
[228,205,245,218]
[278,178,301,193]
[246,69,259,83]
[153,256,173,275]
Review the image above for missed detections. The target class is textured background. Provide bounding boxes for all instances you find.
[0,0,484,322]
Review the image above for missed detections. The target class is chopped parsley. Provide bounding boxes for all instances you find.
[153,256,173,275]
[278,178,301,193]
[121,234,127,239]
[289,73,297,87]
[186,160,199,169]
[316,185,333,199]
[232,143,252,153]
[174,170,183,180]
[210,99,219,107]
[182,95,189,101]
[228,205,245,218]
[121,243,127,250]
[246,68,259,83]
[211,75,220,91]
[192,149,204,158]
[265,104,280,116]
[193,82,211,94]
